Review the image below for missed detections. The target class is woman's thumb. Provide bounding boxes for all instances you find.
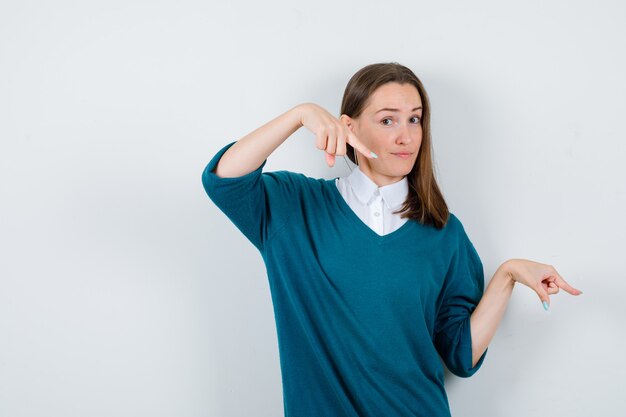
[536,282,551,311]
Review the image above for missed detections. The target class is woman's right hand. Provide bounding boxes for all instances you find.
[296,103,378,167]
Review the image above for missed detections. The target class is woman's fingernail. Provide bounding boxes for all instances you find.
[370,151,378,158]
[543,301,549,311]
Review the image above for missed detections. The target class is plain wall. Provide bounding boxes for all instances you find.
[1,0,625,416]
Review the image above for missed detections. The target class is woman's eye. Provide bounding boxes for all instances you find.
[382,117,420,126]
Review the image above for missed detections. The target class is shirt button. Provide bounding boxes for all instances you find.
[374,212,380,217]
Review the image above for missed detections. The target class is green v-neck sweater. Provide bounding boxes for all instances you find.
[202,141,488,417]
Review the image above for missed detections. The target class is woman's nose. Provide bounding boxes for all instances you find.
[396,123,412,144]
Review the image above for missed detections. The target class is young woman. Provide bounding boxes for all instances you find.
[201,62,582,417]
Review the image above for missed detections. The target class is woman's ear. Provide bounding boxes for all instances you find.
[339,114,354,132]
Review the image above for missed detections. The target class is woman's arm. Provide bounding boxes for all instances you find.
[469,262,515,367]
[213,105,304,178]
[470,259,583,367]
[213,103,376,178]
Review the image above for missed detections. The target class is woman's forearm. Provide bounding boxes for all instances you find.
[470,261,515,367]
[213,104,305,178]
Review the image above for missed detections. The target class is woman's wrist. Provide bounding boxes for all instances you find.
[494,260,516,290]
[290,103,311,128]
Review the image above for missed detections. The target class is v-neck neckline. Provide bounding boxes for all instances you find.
[325,177,418,244]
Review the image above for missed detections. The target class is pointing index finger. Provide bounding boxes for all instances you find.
[555,272,583,295]
[346,132,378,159]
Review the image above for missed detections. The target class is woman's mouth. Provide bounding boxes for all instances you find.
[392,153,411,159]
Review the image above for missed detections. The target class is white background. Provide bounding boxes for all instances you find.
[1,1,624,416]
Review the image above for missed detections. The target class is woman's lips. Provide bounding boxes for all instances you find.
[392,153,411,159]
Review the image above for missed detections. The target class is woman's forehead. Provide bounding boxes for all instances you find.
[366,82,422,111]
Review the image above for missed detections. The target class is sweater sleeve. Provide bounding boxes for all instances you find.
[433,219,488,378]
[200,140,298,252]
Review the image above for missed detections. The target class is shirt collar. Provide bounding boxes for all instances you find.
[346,165,409,210]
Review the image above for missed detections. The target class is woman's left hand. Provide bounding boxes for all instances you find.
[503,258,583,311]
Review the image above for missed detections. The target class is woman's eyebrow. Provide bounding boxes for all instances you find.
[375,107,422,113]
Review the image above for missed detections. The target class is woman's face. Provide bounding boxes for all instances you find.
[341,82,423,187]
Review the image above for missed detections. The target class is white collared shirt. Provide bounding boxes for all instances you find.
[335,165,409,236]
